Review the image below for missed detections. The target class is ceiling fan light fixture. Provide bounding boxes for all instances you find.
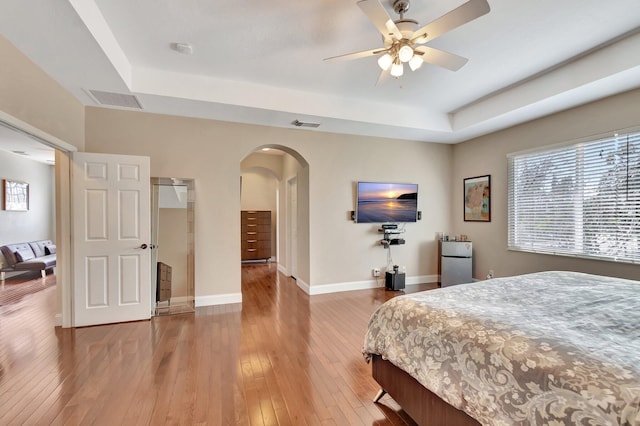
[325,0,488,79]
[398,44,414,63]
[378,53,394,71]
[390,61,404,77]
[409,54,423,71]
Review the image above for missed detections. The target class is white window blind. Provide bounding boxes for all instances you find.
[508,131,640,263]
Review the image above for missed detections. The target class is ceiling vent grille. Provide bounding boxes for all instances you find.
[292,119,320,128]
[87,90,143,109]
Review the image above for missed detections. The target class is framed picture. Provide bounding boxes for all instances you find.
[3,179,29,211]
[464,175,490,222]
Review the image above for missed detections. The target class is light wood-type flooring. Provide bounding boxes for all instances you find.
[0,264,437,425]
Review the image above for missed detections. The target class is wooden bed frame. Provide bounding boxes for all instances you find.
[372,355,480,426]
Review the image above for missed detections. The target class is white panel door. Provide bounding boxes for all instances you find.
[72,152,151,326]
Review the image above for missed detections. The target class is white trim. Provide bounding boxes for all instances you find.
[195,292,242,307]
[295,277,311,294]
[307,279,382,295]
[277,263,288,276]
[506,124,640,158]
[192,275,438,306]
[54,314,62,327]
[0,112,78,153]
[67,0,133,87]
[305,275,438,296]
[406,274,438,286]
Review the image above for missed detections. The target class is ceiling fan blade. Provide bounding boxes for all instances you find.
[411,0,490,44]
[376,69,391,86]
[357,0,403,41]
[414,46,468,71]
[324,47,387,62]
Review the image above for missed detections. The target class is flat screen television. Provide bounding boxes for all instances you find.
[355,182,418,223]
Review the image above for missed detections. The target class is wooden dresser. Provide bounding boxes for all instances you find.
[156,262,172,302]
[241,210,271,261]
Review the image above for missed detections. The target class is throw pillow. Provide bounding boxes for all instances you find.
[45,244,57,255]
[15,247,35,262]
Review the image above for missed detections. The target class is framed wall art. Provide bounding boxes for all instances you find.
[464,175,490,222]
[3,179,29,211]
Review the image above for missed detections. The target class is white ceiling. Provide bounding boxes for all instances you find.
[0,123,56,165]
[1,0,640,164]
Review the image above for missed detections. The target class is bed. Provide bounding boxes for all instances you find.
[363,271,640,425]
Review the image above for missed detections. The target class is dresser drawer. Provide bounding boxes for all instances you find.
[242,239,272,250]
[242,231,270,240]
[241,210,272,260]
[241,224,271,233]
[241,248,271,260]
[241,211,271,225]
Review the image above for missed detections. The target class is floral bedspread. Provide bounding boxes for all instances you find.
[364,271,640,425]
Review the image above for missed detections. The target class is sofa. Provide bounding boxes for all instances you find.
[0,240,56,280]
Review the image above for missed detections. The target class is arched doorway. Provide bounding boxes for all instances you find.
[240,145,309,289]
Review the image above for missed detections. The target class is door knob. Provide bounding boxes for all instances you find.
[139,243,148,249]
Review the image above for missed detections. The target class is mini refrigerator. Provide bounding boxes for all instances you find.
[439,241,472,287]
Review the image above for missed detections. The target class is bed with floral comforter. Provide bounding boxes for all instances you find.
[364,271,640,425]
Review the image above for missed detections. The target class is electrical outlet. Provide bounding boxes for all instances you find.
[372,268,381,277]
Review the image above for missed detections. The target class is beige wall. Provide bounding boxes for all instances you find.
[0,36,83,324]
[84,107,453,298]
[0,36,84,150]
[241,152,284,180]
[306,135,452,285]
[452,88,640,281]
[240,169,279,212]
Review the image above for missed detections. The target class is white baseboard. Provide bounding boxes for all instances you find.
[295,277,311,294]
[307,274,438,296]
[192,275,438,307]
[277,264,288,276]
[406,274,438,286]
[54,313,62,327]
[195,293,242,307]
[306,279,383,295]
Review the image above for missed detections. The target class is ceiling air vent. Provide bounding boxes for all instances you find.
[87,90,143,109]
[291,119,320,128]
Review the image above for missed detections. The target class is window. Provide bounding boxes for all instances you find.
[508,130,640,263]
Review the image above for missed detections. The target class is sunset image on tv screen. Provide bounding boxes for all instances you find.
[356,182,418,223]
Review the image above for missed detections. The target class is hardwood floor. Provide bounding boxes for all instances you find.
[0,271,56,306]
[0,264,437,425]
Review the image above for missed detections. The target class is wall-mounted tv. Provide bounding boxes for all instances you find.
[355,182,418,223]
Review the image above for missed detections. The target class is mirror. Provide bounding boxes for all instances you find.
[151,177,195,315]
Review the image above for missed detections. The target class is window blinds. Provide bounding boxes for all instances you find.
[508,131,640,263]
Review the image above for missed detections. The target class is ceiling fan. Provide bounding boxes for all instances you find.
[325,0,490,80]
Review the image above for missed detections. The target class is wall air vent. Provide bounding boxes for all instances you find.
[87,90,143,109]
[291,119,320,128]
